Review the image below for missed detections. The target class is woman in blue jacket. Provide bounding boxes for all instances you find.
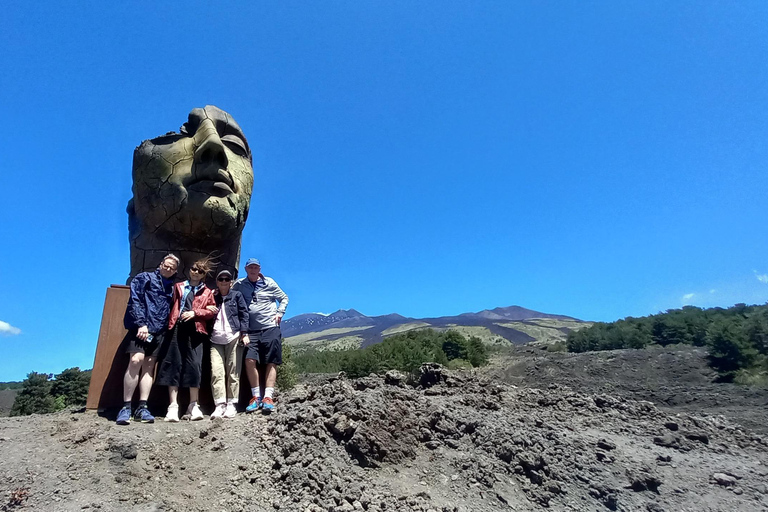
[209,269,249,418]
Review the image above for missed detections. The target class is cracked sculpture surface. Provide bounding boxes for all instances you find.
[127,105,254,280]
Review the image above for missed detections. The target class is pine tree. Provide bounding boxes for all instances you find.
[10,372,56,416]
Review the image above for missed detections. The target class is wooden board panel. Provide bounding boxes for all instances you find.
[86,285,130,411]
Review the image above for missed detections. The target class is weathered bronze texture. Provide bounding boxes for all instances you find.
[127,105,254,279]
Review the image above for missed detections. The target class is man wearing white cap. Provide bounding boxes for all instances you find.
[233,258,289,413]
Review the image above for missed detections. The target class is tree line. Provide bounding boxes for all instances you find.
[293,329,489,377]
[566,303,768,383]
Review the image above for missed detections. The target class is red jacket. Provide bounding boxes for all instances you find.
[168,282,216,334]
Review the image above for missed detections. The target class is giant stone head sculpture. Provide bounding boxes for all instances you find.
[127,105,253,279]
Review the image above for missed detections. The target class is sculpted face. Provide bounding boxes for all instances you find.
[130,106,253,244]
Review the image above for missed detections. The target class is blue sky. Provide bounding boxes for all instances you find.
[1,2,767,380]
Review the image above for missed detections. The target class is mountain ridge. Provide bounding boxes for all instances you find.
[283,305,589,352]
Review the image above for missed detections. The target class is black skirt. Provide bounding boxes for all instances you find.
[156,321,206,388]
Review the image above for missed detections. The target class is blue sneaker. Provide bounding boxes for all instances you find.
[116,406,132,425]
[261,397,275,414]
[134,407,155,423]
[245,396,261,413]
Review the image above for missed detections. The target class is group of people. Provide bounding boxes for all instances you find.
[116,254,289,425]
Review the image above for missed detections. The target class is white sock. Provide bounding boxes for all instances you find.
[251,387,261,398]
[228,398,238,405]
[264,387,275,399]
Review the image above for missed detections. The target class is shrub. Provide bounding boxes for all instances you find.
[447,359,472,370]
[277,346,298,391]
[733,366,768,387]
[546,342,567,353]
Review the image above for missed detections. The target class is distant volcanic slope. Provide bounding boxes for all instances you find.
[282,306,589,353]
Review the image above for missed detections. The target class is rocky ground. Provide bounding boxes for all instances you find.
[1,346,767,512]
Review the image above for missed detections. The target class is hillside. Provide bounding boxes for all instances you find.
[0,389,17,417]
[283,305,590,353]
[0,346,766,511]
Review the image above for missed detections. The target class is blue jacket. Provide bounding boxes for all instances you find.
[123,269,175,333]
[213,290,249,333]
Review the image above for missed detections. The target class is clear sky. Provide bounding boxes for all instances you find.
[1,2,767,380]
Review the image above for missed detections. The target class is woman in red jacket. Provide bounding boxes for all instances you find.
[156,257,216,422]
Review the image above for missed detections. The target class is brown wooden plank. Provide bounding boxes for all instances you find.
[85,285,130,410]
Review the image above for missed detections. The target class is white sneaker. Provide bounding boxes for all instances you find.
[188,403,204,421]
[210,403,226,419]
[223,402,237,418]
[164,404,180,422]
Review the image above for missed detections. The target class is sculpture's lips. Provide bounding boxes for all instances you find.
[188,180,234,197]
[188,169,235,197]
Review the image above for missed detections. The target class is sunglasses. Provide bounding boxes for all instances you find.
[217,277,232,282]
[190,267,205,274]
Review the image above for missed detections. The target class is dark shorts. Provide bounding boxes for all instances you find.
[245,327,283,365]
[124,329,165,358]
[156,322,205,388]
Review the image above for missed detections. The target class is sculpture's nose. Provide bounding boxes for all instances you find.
[193,118,228,169]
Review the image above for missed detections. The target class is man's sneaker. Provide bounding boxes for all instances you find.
[134,407,155,423]
[223,402,237,418]
[245,396,261,413]
[116,406,132,425]
[261,397,275,414]
[210,403,226,419]
[188,403,204,421]
[164,404,180,423]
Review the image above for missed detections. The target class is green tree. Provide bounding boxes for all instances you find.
[744,309,768,356]
[706,319,758,379]
[652,316,691,346]
[441,330,468,361]
[466,336,488,367]
[50,367,91,407]
[10,372,56,416]
[343,349,382,378]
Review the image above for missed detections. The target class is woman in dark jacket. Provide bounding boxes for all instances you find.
[209,269,249,418]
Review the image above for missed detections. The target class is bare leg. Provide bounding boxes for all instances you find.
[245,358,260,392]
[265,363,277,388]
[189,387,199,403]
[169,386,179,405]
[123,353,145,402]
[137,355,156,401]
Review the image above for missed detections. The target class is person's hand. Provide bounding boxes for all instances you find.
[137,325,149,341]
[206,305,219,314]
[181,311,195,322]
[275,314,282,326]
[241,333,249,346]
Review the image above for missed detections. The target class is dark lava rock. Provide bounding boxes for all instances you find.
[419,363,446,388]
[626,468,662,493]
[653,434,681,450]
[597,439,616,451]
